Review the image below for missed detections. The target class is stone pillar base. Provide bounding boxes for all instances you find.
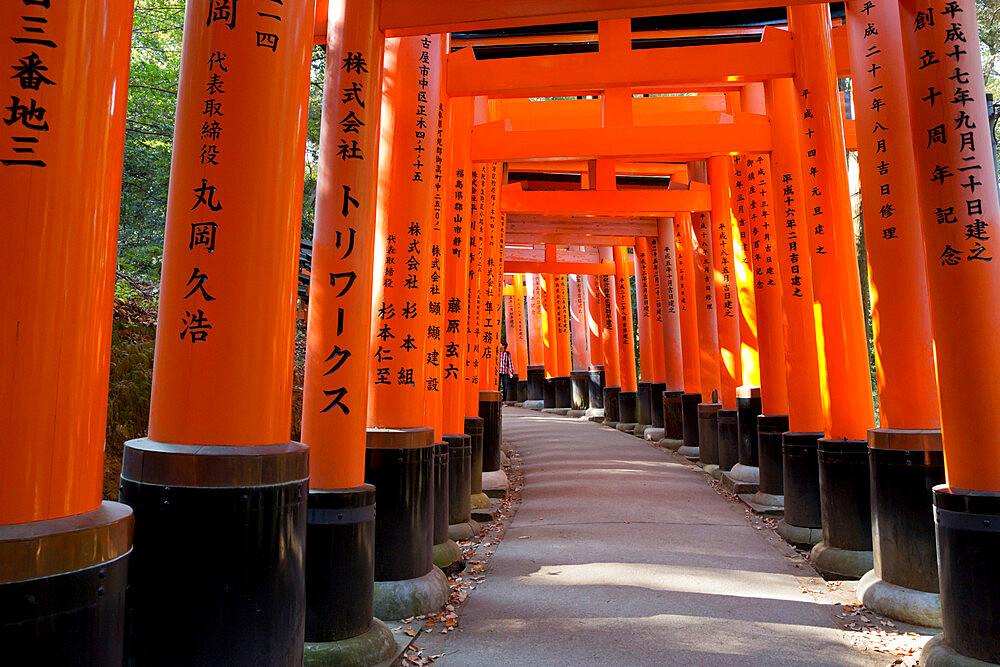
[857,569,942,629]
[373,567,449,621]
[810,541,874,581]
[776,520,822,548]
[303,617,399,667]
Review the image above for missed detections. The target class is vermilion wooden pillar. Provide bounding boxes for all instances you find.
[512,274,530,402]
[845,0,945,626]
[613,245,639,427]
[0,2,134,661]
[708,156,743,475]
[644,236,668,431]
[766,77,831,545]
[674,211,704,457]
[598,247,623,423]
[524,273,546,404]
[633,237,656,428]
[568,274,591,412]
[585,272,607,413]
[365,34,449,619]
[299,0,395,654]
[657,216,687,446]
[898,0,1000,659]
[789,4,877,580]
[479,162,505,478]
[120,1,314,663]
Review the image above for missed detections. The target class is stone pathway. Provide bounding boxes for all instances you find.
[415,407,891,666]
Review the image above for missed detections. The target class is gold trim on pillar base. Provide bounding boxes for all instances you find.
[0,502,133,585]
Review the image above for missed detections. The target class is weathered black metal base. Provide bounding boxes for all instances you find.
[570,370,590,410]
[697,403,722,466]
[543,377,556,409]
[306,485,376,643]
[0,502,133,667]
[526,365,545,401]
[782,432,824,535]
[554,376,572,409]
[663,390,685,441]
[603,386,620,424]
[717,409,739,472]
[433,443,449,546]
[516,379,528,403]
[737,394,763,468]
[365,428,435,584]
[505,373,519,403]
[812,438,873,579]
[649,382,666,428]
[120,439,309,666]
[589,366,605,408]
[869,429,943,598]
[618,390,638,425]
[931,485,1000,663]
[681,393,702,449]
[464,417,484,496]
[479,392,502,473]
[445,434,472,526]
[757,414,789,498]
[636,382,652,428]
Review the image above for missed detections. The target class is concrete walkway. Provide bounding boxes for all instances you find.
[420,407,883,666]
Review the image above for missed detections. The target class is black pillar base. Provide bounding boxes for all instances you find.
[432,443,450,547]
[663,390,685,443]
[0,502,132,667]
[778,432,824,547]
[554,376,572,409]
[588,366,605,408]
[650,383,667,429]
[526,365,545,401]
[860,429,944,627]
[570,370,590,410]
[445,434,472,526]
[603,386,621,424]
[636,382,652,428]
[543,377,556,409]
[516,379,528,403]
[464,418,484,497]
[717,409,739,472]
[120,439,309,666]
[306,485,376,643]
[696,403,722,466]
[505,374,519,403]
[479,391,502,473]
[365,428,435,583]
[811,438,873,580]
[680,393,702,451]
[931,485,1000,663]
[737,394,763,468]
[756,414,789,500]
[618,390,638,425]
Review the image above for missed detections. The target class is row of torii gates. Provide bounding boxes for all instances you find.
[2,0,999,665]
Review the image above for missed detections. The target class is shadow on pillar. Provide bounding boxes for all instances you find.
[776,432,824,548]
[1,503,132,666]
[365,428,448,621]
[635,382,652,434]
[586,367,606,421]
[717,409,739,473]
[516,378,528,403]
[445,434,478,542]
[856,429,944,628]
[602,386,621,426]
[553,376,572,411]
[431,442,463,575]
[921,486,1000,664]
[504,373,519,404]
[676,393,702,459]
[304,484,397,666]
[526,365,545,402]
[543,378,556,409]
[120,439,308,665]
[465,417,488,516]
[810,439,874,580]
[479,392,502,472]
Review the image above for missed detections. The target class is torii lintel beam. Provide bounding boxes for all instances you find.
[473,115,770,163]
[448,27,794,98]
[503,261,621,276]
[503,186,711,216]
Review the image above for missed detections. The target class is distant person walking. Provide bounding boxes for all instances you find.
[498,342,514,395]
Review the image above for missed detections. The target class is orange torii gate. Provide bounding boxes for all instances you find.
[5,2,1000,665]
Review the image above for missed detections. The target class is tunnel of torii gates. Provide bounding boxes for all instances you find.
[2,0,1000,664]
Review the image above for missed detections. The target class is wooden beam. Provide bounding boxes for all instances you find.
[504,260,621,276]
[505,246,600,263]
[473,113,770,162]
[503,184,711,216]
[507,213,656,236]
[492,96,729,131]
[447,28,794,98]
[506,232,639,246]
[377,0,823,38]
